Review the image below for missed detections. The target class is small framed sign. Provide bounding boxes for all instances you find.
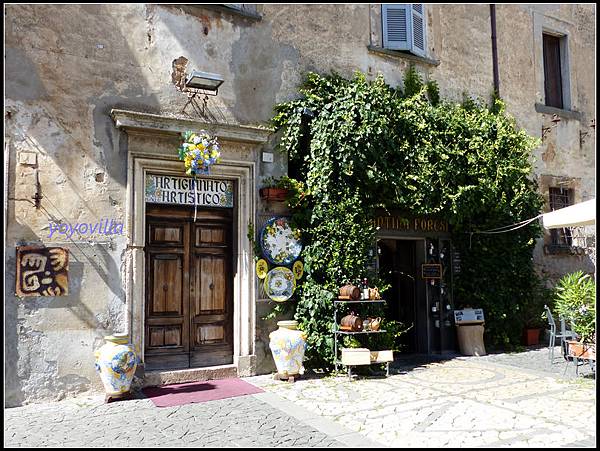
[16,246,69,296]
[421,263,442,279]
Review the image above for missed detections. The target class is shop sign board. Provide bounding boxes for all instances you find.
[454,308,485,324]
[421,263,442,279]
[16,246,69,296]
[145,174,234,208]
[374,215,449,233]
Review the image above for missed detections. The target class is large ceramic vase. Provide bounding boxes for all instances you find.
[94,333,139,399]
[269,320,307,379]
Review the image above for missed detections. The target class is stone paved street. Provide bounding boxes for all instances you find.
[4,347,596,448]
[4,394,347,448]
[247,347,596,448]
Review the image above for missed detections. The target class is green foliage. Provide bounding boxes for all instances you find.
[261,176,309,211]
[261,301,295,321]
[554,271,596,343]
[272,70,544,363]
[247,222,262,261]
[519,274,553,329]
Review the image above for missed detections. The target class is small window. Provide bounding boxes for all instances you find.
[382,4,427,57]
[543,33,564,109]
[548,187,574,247]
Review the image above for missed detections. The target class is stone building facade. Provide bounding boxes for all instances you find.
[4,4,595,406]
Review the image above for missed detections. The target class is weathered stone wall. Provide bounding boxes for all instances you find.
[4,4,595,405]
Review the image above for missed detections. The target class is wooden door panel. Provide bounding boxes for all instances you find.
[196,227,226,247]
[149,254,184,315]
[148,326,183,348]
[145,215,190,370]
[196,324,225,344]
[149,224,184,246]
[145,205,233,370]
[193,255,227,315]
[190,220,233,366]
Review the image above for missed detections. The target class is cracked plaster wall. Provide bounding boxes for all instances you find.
[4,4,595,405]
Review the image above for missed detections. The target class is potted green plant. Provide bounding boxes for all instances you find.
[521,279,552,346]
[259,176,307,205]
[553,271,596,359]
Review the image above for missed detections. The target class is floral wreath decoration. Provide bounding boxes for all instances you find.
[177,130,222,221]
[178,130,221,176]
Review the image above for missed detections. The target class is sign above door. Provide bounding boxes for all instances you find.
[145,174,234,208]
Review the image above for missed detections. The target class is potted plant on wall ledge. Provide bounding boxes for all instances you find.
[260,176,306,204]
[554,271,596,360]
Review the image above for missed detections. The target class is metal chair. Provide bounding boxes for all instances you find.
[544,304,576,362]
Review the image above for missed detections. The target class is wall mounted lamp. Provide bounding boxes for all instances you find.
[579,119,595,147]
[179,69,225,115]
[184,70,224,95]
[541,114,561,142]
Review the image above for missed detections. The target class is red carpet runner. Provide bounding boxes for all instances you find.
[142,378,264,408]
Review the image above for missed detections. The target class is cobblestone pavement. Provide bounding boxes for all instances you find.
[247,347,596,448]
[4,346,595,448]
[476,345,596,380]
[4,394,346,448]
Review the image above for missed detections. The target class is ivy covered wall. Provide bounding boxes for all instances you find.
[271,69,545,365]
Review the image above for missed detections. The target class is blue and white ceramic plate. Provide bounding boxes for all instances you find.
[260,217,302,265]
[264,267,296,302]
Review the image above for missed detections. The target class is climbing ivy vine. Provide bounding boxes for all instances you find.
[271,68,544,366]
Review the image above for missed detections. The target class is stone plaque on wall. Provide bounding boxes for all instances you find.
[16,246,69,296]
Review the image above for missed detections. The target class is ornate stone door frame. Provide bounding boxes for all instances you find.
[112,109,272,375]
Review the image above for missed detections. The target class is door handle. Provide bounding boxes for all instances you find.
[209,282,214,290]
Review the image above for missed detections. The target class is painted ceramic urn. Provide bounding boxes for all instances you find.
[269,320,307,379]
[94,333,139,398]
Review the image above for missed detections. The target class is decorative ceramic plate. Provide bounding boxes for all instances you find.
[256,259,269,279]
[260,217,302,265]
[264,267,296,302]
[292,260,304,280]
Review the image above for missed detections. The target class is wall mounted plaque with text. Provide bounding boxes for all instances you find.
[421,263,442,279]
[16,246,69,296]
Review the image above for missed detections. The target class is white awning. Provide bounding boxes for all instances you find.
[541,199,596,229]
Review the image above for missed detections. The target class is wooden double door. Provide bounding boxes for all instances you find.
[144,205,234,371]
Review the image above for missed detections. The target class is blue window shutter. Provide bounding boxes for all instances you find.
[382,4,411,51]
[410,4,427,57]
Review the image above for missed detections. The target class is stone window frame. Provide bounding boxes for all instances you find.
[538,174,584,256]
[533,12,579,119]
[548,186,574,247]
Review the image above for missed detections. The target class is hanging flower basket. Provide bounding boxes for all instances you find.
[178,130,221,176]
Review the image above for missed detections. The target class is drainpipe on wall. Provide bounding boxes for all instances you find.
[490,4,500,97]
[4,139,9,246]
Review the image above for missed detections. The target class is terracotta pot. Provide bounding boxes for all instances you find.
[523,328,541,346]
[269,320,307,378]
[260,187,288,201]
[566,340,596,360]
[94,333,139,399]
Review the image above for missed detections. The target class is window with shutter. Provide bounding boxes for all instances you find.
[382,4,427,57]
[383,4,411,51]
[543,34,564,109]
[411,4,426,57]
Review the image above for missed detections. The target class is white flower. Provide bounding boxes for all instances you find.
[193,136,202,144]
